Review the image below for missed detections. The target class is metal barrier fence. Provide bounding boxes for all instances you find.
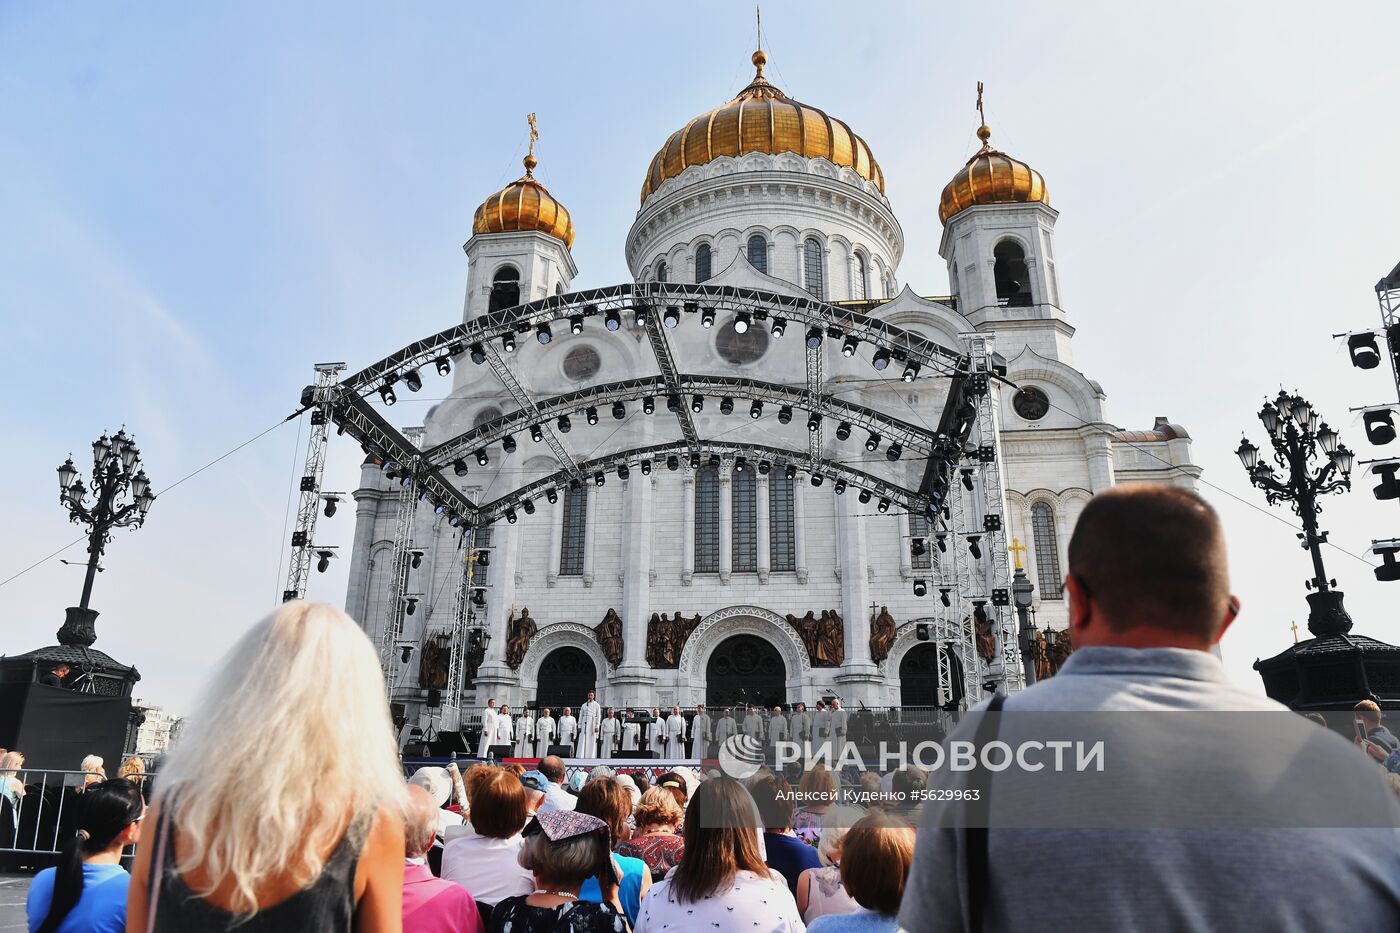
[0,768,149,861]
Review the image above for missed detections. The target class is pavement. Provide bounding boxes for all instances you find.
[0,875,30,932]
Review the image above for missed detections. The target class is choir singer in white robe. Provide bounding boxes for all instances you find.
[476,698,498,758]
[535,708,556,756]
[664,706,686,759]
[577,691,602,758]
[514,709,535,758]
[690,703,712,759]
[620,710,641,754]
[646,708,666,757]
[491,704,514,750]
[558,707,578,755]
[598,708,619,758]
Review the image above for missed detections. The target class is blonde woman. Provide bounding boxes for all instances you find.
[79,754,106,790]
[0,751,25,838]
[128,602,407,932]
[117,756,146,784]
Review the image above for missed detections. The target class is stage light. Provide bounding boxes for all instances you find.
[734,456,746,473]
[935,533,947,553]
[758,460,771,475]
[400,645,413,663]
[690,453,702,469]
[434,355,452,376]
[557,415,572,433]
[379,383,397,406]
[607,401,623,421]
[403,369,423,392]
[1375,539,1400,582]
[405,596,418,616]
[842,336,859,357]
[785,464,798,480]
[913,579,928,597]
[530,424,544,442]
[605,308,622,331]
[400,475,412,488]
[643,396,655,415]
[470,587,486,607]
[634,304,649,326]
[806,326,823,349]
[664,306,681,328]
[448,512,462,527]
[720,397,734,415]
[1349,332,1382,369]
[877,498,891,513]
[640,459,652,475]
[323,495,339,518]
[872,347,891,371]
[834,479,847,494]
[536,323,552,345]
[778,405,793,425]
[912,537,926,557]
[960,468,975,491]
[811,473,824,487]
[546,487,559,504]
[502,333,516,353]
[701,307,716,328]
[708,453,721,468]
[469,343,487,364]
[886,443,903,461]
[383,461,398,480]
[692,395,704,413]
[750,400,763,419]
[807,413,821,432]
[505,507,517,524]
[472,546,489,566]
[734,311,751,333]
[940,588,951,607]
[587,407,599,425]
[410,549,424,570]
[771,317,787,337]
[902,361,921,382]
[618,464,630,480]
[522,498,535,515]
[858,489,872,503]
[316,550,334,573]
[469,450,485,468]
[667,455,679,471]
[835,422,852,441]
[967,535,983,559]
[865,432,881,452]
[1366,409,1397,445]
[570,314,585,334]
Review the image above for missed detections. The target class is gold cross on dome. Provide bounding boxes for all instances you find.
[1009,536,1028,571]
[1291,620,1300,643]
[976,81,985,125]
[527,112,539,159]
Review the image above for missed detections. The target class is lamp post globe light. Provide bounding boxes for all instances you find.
[54,429,156,647]
[1008,538,1038,687]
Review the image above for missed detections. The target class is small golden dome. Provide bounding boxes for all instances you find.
[938,121,1048,224]
[640,49,884,204]
[472,153,575,250]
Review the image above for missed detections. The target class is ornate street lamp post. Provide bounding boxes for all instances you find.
[1236,391,1355,636]
[1009,538,1037,687]
[54,429,156,647]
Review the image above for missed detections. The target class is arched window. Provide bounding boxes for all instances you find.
[656,260,668,283]
[1031,502,1063,598]
[853,252,868,301]
[695,466,720,572]
[803,238,824,298]
[732,466,757,572]
[769,471,796,571]
[747,235,768,274]
[554,281,564,295]
[560,485,588,576]
[489,265,520,313]
[994,241,1032,307]
[909,512,933,571]
[695,244,712,283]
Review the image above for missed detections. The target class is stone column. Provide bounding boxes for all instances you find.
[793,474,809,584]
[897,511,913,581]
[615,472,657,706]
[346,470,382,628]
[756,474,771,584]
[547,494,563,586]
[835,493,881,703]
[473,517,521,704]
[583,483,597,587]
[1086,432,1115,492]
[719,464,733,584]
[682,473,695,585]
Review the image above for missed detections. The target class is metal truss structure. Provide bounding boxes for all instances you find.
[282,362,345,603]
[442,531,479,731]
[377,428,423,686]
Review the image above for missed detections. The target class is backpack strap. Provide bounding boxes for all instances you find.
[965,693,1007,933]
[145,803,173,933]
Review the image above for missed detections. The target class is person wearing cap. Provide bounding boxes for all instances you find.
[521,770,550,815]
[742,704,765,743]
[488,809,628,932]
[402,784,485,933]
[409,766,466,875]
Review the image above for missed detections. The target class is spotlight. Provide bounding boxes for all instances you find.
[605,308,622,331]
[902,361,921,382]
[913,579,928,597]
[778,406,793,425]
[316,550,334,573]
[750,400,763,419]
[400,645,414,663]
[758,460,771,475]
[807,413,821,433]
[587,407,599,425]
[502,435,517,453]
[701,307,716,328]
[734,456,747,473]
[383,462,398,480]
[470,587,487,607]
[935,533,947,552]
[865,432,881,452]
[530,424,544,442]
[842,336,859,357]
[323,495,339,518]
[476,449,490,467]
[771,317,787,337]
[595,471,606,486]
[546,487,559,504]
[877,498,891,513]
[613,401,626,420]
[469,343,487,364]
[720,397,734,415]
[834,479,847,494]
[960,468,975,491]
[664,306,681,328]
[643,396,655,415]
[634,304,649,325]
[536,322,552,344]
[912,537,926,557]
[505,507,517,524]
[502,332,516,353]
[811,473,824,487]
[640,459,652,475]
[557,415,572,433]
[858,489,872,504]
[522,498,535,515]
[835,422,851,441]
[668,394,682,412]
[967,535,983,559]
[806,326,823,349]
[785,464,798,480]
[872,347,891,370]
[734,311,751,333]
[1349,332,1382,369]
[940,588,952,607]
[569,314,585,334]
[379,383,397,406]
[690,453,702,469]
[692,395,704,413]
[448,512,462,527]
[434,355,452,376]
[667,455,679,471]
[886,443,903,461]
[410,549,424,570]
[708,453,721,468]
[405,596,418,616]
[618,463,631,480]
[403,369,423,392]
[1366,409,1397,445]
[473,547,489,566]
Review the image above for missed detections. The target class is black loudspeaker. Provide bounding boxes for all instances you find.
[426,689,442,708]
[391,702,407,730]
[489,744,514,759]
[617,750,654,760]
[547,745,576,758]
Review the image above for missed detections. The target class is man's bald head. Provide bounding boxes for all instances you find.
[1068,484,1231,644]
[405,783,440,858]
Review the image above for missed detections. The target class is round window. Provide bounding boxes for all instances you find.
[473,406,504,429]
[715,319,769,365]
[1012,386,1050,422]
[563,345,601,381]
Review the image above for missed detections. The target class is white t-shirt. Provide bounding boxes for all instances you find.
[440,832,533,905]
[635,869,805,932]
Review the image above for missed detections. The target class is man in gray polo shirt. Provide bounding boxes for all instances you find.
[900,484,1400,932]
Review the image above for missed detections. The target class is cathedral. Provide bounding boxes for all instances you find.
[342,44,1200,734]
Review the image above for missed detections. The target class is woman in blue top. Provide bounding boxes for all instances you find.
[27,778,143,933]
[571,777,650,926]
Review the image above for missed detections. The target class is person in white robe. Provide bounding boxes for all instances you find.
[620,710,641,753]
[646,708,666,756]
[768,706,789,750]
[665,706,686,758]
[513,709,535,758]
[714,708,738,747]
[577,691,602,758]
[690,703,713,758]
[598,708,619,757]
[557,707,578,755]
[742,704,765,742]
[476,699,498,758]
[789,702,811,747]
[829,698,849,750]
[535,708,556,756]
[491,704,514,749]
[813,700,832,751]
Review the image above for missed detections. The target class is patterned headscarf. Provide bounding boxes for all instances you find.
[523,810,616,890]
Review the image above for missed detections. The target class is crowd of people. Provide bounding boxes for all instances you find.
[16,485,1400,932]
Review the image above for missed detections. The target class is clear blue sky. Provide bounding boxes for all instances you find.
[3,1,1399,712]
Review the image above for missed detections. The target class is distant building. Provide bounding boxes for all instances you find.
[131,699,180,757]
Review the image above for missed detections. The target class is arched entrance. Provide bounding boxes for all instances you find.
[706,634,786,709]
[535,647,596,714]
[900,643,962,708]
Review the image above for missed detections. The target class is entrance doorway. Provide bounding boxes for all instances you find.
[705,634,786,709]
[535,647,597,713]
[899,643,943,707]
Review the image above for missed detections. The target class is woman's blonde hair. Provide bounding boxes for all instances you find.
[633,786,684,830]
[798,763,838,803]
[0,751,24,774]
[154,602,407,916]
[816,805,865,866]
[117,757,145,782]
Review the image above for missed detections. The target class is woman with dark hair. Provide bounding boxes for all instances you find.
[26,778,143,933]
[489,810,628,932]
[634,776,802,932]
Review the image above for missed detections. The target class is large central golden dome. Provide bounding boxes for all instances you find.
[641,49,885,204]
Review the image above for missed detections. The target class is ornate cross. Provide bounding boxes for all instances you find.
[1291,620,1299,643]
[526,112,539,160]
[976,81,986,126]
[1008,536,1028,571]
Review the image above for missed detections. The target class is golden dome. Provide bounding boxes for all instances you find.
[472,152,575,250]
[938,121,1048,224]
[640,49,885,204]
